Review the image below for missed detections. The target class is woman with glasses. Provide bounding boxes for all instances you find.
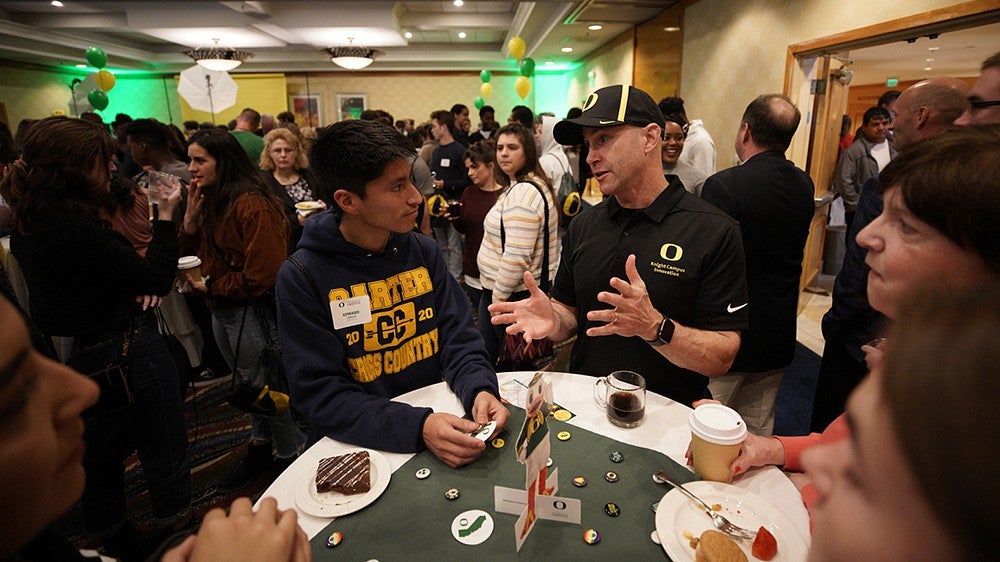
[260,128,325,254]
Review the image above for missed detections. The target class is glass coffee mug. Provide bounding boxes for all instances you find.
[593,370,646,428]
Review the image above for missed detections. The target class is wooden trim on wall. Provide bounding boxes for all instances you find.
[789,0,1000,57]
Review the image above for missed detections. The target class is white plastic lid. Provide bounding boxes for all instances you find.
[688,404,747,445]
[177,256,202,269]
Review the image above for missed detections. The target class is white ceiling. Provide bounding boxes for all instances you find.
[0,1,677,73]
[845,20,1000,86]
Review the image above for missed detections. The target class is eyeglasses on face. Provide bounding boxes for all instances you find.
[969,99,1000,112]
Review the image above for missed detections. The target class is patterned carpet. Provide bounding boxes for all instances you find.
[57,378,279,546]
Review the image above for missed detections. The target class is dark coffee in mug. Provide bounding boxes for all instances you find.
[607,391,644,423]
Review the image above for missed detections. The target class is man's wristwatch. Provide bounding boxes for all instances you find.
[644,316,675,347]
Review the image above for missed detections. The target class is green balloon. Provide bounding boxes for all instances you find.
[519,57,535,77]
[480,69,492,83]
[85,46,107,69]
[473,96,485,110]
[87,89,109,110]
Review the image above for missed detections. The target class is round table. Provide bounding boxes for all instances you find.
[258,371,811,544]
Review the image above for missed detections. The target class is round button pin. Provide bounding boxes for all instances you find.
[491,437,505,449]
[604,470,619,483]
[583,529,601,545]
[415,467,431,479]
[604,502,621,517]
[546,457,553,467]
[444,488,461,500]
[572,476,588,487]
[553,408,572,421]
[557,431,571,441]
[609,451,624,463]
[325,531,343,547]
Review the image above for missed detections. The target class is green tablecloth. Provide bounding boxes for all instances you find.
[310,407,699,560]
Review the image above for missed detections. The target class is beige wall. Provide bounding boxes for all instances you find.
[681,0,966,168]
[565,36,635,109]
[285,72,537,127]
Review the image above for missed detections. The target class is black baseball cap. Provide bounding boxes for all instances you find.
[554,84,665,145]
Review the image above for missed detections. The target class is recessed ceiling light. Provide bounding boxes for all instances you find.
[51,1,63,6]
[925,58,935,62]
[404,31,412,39]
[561,47,573,53]
[75,63,86,68]
[588,24,603,31]
[924,66,933,71]
[458,31,466,39]
[453,0,464,6]
[664,26,680,32]
[928,46,940,51]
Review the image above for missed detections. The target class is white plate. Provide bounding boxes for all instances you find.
[293,449,391,518]
[654,480,809,562]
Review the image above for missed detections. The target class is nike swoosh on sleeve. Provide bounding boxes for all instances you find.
[727,303,748,313]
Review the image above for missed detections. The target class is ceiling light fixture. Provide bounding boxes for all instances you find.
[924,66,933,71]
[51,1,64,7]
[326,38,384,70]
[664,26,680,32]
[458,31,467,39]
[184,38,254,72]
[404,31,413,39]
[928,46,940,51]
[588,24,603,31]
[561,47,573,53]
[454,0,464,6]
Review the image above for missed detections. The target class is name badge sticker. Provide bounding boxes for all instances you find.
[440,158,451,167]
[331,295,372,329]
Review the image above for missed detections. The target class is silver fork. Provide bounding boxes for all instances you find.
[653,470,757,541]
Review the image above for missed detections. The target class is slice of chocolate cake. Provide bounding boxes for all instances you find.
[315,451,371,495]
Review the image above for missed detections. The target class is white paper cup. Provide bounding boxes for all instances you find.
[689,404,747,483]
[176,256,202,292]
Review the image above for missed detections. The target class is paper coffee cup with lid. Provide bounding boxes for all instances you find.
[176,256,202,292]
[688,404,747,483]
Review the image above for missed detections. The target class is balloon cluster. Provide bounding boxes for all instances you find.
[508,36,534,100]
[84,46,115,111]
[474,69,492,110]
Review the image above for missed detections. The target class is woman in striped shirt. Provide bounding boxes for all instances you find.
[476,123,560,363]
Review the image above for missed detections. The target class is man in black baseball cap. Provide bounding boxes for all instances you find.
[489,84,750,407]
[553,84,665,145]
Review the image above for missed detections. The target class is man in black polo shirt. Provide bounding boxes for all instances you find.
[701,94,815,435]
[488,84,749,406]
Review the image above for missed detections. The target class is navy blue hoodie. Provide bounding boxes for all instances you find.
[276,211,499,452]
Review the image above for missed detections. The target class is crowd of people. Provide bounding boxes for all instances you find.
[0,49,998,561]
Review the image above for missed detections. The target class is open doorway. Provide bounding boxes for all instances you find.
[782,2,1000,289]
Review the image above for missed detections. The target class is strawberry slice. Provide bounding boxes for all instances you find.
[752,526,777,560]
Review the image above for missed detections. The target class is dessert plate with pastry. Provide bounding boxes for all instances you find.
[654,480,808,562]
[294,449,392,518]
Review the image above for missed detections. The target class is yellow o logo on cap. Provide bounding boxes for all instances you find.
[581,93,599,112]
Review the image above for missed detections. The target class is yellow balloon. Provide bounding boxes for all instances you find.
[480,82,493,98]
[515,76,531,100]
[508,36,526,60]
[95,69,116,92]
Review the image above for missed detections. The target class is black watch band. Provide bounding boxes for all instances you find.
[644,316,675,347]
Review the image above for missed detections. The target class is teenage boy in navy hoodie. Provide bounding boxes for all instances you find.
[276,120,509,468]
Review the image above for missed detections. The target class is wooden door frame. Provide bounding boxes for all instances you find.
[782,0,1000,289]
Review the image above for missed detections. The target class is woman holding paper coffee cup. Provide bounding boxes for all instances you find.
[260,127,325,254]
[698,126,1000,513]
[182,128,307,491]
[0,116,195,553]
